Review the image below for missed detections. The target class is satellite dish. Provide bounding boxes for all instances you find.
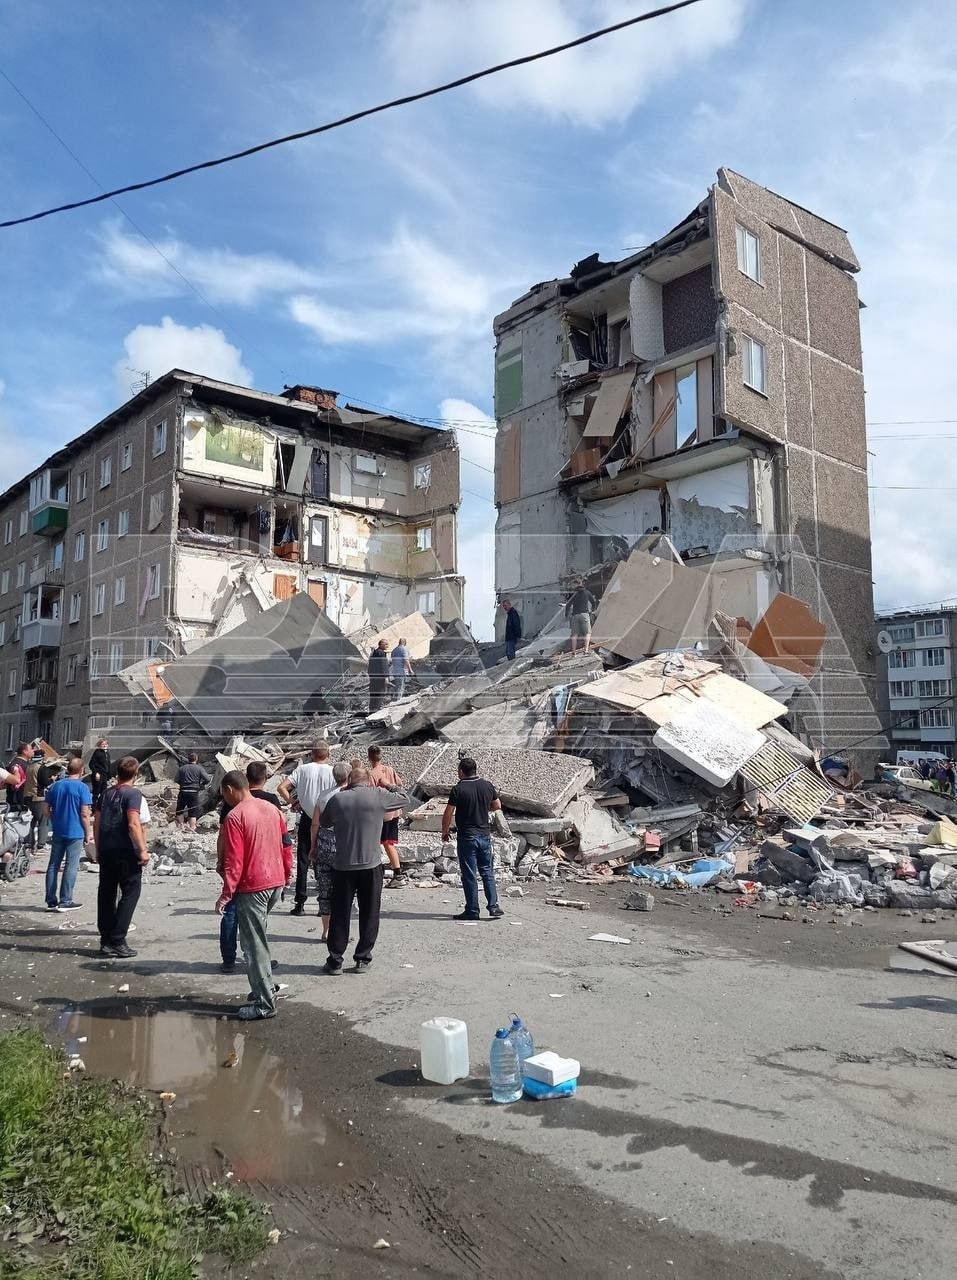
[877,630,895,654]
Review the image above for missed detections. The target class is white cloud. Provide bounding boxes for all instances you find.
[96,221,323,305]
[442,398,496,637]
[380,0,749,127]
[113,317,252,401]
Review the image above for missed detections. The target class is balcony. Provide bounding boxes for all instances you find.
[22,618,62,651]
[29,562,64,589]
[20,682,57,709]
[31,500,69,537]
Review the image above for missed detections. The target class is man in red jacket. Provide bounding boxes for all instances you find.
[216,770,293,1021]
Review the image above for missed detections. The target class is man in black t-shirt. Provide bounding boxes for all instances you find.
[175,751,212,830]
[93,756,148,959]
[441,757,504,921]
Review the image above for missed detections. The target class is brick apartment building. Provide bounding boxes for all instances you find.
[492,167,879,754]
[0,371,462,751]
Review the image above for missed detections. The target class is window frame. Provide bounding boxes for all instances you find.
[735,222,763,285]
[152,419,168,457]
[117,509,130,537]
[121,441,133,471]
[92,583,106,616]
[74,530,86,562]
[415,524,433,552]
[96,519,109,552]
[742,334,767,395]
[145,563,161,601]
[114,576,126,606]
[76,471,88,501]
[416,589,437,615]
[99,456,112,489]
[69,592,82,624]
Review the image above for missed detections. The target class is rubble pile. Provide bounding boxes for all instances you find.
[115,565,957,912]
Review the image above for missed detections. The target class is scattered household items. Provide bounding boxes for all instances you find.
[420,1016,470,1085]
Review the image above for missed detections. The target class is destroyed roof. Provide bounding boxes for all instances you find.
[160,592,362,737]
[716,168,860,272]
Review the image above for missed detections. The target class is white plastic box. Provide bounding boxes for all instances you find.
[522,1051,580,1087]
[419,1017,470,1085]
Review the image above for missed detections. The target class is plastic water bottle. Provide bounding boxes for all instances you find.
[490,1028,522,1103]
[509,1015,534,1065]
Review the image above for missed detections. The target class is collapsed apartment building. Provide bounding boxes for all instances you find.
[493,167,880,757]
[0,371,462,750]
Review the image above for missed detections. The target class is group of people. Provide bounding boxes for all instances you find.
[500,582,596,663]
[214,745,506,1019]
[366,637,414,712]
[916,756,957,795]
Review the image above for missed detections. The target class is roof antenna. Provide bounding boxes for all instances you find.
[128,368,150,394]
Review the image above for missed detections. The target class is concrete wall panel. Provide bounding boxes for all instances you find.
[814,457,872,571]
[713,186,782,332]
[810,353,867,468]
[661,265,718,354]
[719,304,787,442]
[777,235,809,344]
[805,252,862,371]
[784,340,813,449]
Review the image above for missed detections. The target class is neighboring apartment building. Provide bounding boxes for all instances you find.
[876,608,957,754]
[0,371,462,750]
[493,167,878,751]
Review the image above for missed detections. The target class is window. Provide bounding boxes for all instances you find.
[742,335,767,394]
[413,463,432,489]
[66,653,79,685]
[117,509,129,537]
[918,679,951,697]
[273,574,296,601]
[889,649,918,669]
[152,420,168,456]
[5,723,13,750]
[96,519,109,551]
[916,618,946,638]
[76,471,88,501]
[145,564,161,600]
[0,621,4,646]
[15,562,24,588]
[0,570,8,594]
[92,583,106,615]
[417,590,437,614]
[90,649,101,678]
[99,456,112,489]
[144,636,161,658]
[148,491,165,530]
[62,716,73,742]
[69,592,81,623]
[922,648,945,667]
[890,681,915,698]
[51,540,64,569]
[3,519,11,545]
[114,576,126,605]
[74,530,86,561]
[121,442,133,471]
[12,618,19,644]
[735,223,762,284]
[675,363,698,448]
[109,642,124,674]
[415,525,432,552]
[892,710,918,729]
[921,706,952,728]
[7,669,16,697]
[889,624,915,643]
[18,509,27,536]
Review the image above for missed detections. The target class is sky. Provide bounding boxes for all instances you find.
[1,0,956,638]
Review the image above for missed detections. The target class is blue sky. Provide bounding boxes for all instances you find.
[2,0,956,636]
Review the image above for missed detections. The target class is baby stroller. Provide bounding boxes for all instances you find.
[1,805,30,881]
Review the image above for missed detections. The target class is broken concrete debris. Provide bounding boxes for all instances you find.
[92,547,955,921]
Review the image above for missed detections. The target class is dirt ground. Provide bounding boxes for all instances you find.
[1,862,955,1280]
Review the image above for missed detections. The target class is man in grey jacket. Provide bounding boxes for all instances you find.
[319,767,411,974]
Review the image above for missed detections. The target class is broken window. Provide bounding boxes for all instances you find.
[742,335,766,395]
[311,451,329,498]
[608,318,632,367]
[148,491,165,531]
[353,453,379,475]
[276,441,296,490]
[675,364,698,449]
[735,223,762,284]
[308,515,328,565]
[413,462,432,489]
[415,525,432,552]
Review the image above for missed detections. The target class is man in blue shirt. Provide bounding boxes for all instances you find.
[43,757,93,911]
[390,638,413,699]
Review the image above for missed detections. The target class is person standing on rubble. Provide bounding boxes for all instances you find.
[216,770,293,1019]
[309,760,351,941]
[88,738,113,812]
[565,580,597,654]
[367,638,392,713]
[319,767,412,974]
[367,744,407,887]
[278,742,336,916]
[390,637,413,700]
[501,600,522,661]
[441,756,505,921]
[5,741,33,815]
[175,751,212,831]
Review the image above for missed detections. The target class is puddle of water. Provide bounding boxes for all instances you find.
[52,1006,362,1186]
[889,940,957,976]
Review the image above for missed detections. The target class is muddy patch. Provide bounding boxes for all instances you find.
[53,1005,363,1186]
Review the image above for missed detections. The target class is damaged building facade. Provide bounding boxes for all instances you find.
[493,167,879,753]
[0,371,462,748]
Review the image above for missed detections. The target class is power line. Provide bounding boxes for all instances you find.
[0,0,704,229]
[867,418,957,426]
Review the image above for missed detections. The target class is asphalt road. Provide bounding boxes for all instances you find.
[1,863,955,1279]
